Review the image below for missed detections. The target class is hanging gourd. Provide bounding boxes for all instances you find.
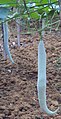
[37,39,59,115]
[0,7,14,63]
[37,19,59,115]
[3,20,14,63]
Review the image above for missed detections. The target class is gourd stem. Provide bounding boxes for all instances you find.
[42,19,45,37]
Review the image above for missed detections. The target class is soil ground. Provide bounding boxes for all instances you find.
[0,22,61,119]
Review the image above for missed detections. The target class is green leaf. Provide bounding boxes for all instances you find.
[0,0,17,7]
[37,7,44,15]
[26,0,41,3]
[41,0,49,4]
[30,12,40,19]
[47,9,56,17]
[51,0,57,2]
[0,0,16,4]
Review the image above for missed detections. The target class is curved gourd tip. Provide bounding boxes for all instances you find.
[11,59,15,64]
[38,39,59,115]
[39,101,59,115]
[4,48,14,64]
[46,107,59,115]
[6,51,14,64]
[10,57,14,64]
[9,54,14,64]
[12,60,15,64]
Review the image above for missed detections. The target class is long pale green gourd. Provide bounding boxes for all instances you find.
[37,40,59,115]
[0,7,14,63]
[2,21,14,63]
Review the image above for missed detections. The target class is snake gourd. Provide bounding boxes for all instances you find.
[37,40,59,115]
[0,7,14,63]
[3,21,14,63]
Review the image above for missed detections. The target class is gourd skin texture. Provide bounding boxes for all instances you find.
[37,40,59,115]
[3,21,14,63]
